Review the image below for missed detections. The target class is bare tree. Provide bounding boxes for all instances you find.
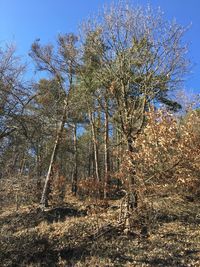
[0,45,27,141]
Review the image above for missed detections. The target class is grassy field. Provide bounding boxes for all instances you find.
[0,193,200,266]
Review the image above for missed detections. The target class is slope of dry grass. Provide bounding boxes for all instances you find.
[0,193,200,266]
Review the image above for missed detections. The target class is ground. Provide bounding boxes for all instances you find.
[0,193,200,267]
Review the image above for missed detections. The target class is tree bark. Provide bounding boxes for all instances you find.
[88,139,92,177]
[89,111,100,182]
[40,101,67,209]
[126,136,138,209]
[104,98,110,199]
[72,123,78,195]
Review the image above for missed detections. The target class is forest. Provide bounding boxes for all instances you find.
[0,2,200,266]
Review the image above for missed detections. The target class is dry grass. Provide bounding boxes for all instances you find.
[0,193,200,266]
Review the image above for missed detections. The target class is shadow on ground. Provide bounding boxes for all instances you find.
[0,198,199,266]
[0,204,87,231]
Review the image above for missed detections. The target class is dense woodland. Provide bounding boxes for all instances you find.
[0,2,200,266]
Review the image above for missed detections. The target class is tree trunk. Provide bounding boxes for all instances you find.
[104,99,110,199]
[88,139,92,177]
[127,136,138,209]
[40,101,67,209]
[89,111,100,182]
[72,123,78,195]
[116,127,120,172]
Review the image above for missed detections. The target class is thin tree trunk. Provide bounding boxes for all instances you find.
[72,123,78,195]
[40,101,67,209]
[88,139,92,177]
[115,126,121,191]
[127,136,138,209]
[89,111,99,182]
[104,99,110,199]
[36,147,42,201]
[116,126,120,172]
[126,97,147,210]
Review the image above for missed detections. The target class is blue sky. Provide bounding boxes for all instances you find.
[0,0,200,93]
